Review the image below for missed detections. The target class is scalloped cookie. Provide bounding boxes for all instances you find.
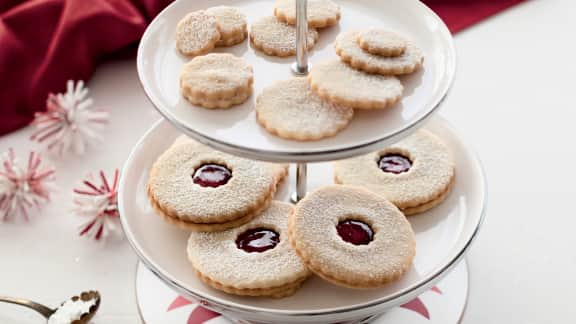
[308,60,403,109]
[336,31,423,75]
[188,201,310,297]
[176,11,221,56]
[180,53,253,109]
[250,16,319,57]
[334,130,455,215]
[147,141,286,232]
[273,0,341,28]
[256,78,354,141]
[206,6,248,47]
[288,185,415,288]
[356,29,407,57]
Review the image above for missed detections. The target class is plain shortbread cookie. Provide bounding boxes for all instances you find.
[250,16,319,57]
[273,0,341,28]
[356,29,407,57]
[206,6,248,47]
[176,11,220,56]
[336,31,423,75]
[308,60,403,109]
[256,78,354,141]
[180,53,253,109]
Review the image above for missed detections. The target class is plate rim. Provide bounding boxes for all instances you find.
[118,116,487,319]
[135,0,457,162]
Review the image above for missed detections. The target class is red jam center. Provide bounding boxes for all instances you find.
[236,228,280,253]
[378,154,412,174]
[192,164,232,188]
[336,220,373,245]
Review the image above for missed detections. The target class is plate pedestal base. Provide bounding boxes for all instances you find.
[135,260,469,324]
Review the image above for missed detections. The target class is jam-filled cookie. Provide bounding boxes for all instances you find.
[188,201,310,297]
[147,140,286,232]
[334,130,455,215]
[289,185,415,288]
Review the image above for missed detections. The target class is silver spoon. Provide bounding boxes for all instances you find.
[0,290,100,323]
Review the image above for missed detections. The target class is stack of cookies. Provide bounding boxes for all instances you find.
[250,0,341,57]
[176,6,255,109]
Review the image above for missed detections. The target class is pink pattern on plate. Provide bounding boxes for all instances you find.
[168,286,443,322]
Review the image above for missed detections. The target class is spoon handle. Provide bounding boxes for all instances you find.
[0,295,54,318]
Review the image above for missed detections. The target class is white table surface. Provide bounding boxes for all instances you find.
[1,0,576,323]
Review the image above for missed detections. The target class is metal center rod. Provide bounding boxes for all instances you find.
[291,0,309,74]
[291,163,308,203]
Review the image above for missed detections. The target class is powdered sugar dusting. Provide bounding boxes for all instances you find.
[290,185,415,286]
[206,6,247,39]
[250,16,318,57]
[309,60,403,109]
[334,130,455,209]
[148,140,283,224]
[274,0,340,28]
[180,53,253,100]
[256,78,354,141]
[336,31,423,75]
[176,11,220,56]
[188,201,309,289]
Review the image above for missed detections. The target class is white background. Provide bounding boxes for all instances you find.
[1,0,576,322]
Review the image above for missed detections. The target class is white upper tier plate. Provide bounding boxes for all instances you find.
[118,116,486,324]
[137,0,455,162]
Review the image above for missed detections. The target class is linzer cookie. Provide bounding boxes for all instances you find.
[250,16,319,57]
[256,78,354,141]
[176,11,220,56]
[336,31,423,75]
[206,6,248,47]
[147,141,286,232]
[180,53,253,109]
[356,29,407,57]
[334,130,455,215]
[288,185,416,288]
[188,201,310,297]
[273,0,341,28]
[308,60,403,109]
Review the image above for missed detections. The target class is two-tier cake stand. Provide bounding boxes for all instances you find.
[118,0,487,323]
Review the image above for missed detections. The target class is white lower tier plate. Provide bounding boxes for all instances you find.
[119,116,486,323]
[137,0,455,161]
[135,260,469,324]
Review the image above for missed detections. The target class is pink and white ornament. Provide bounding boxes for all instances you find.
[73,169,120,241]
[0,149,55,222]
[31,80,109,156]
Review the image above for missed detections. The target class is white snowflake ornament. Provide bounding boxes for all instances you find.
[31,80,109,156]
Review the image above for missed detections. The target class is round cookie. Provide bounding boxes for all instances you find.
[334,130,455,215]
[308,60,403,110]
[356,29,407,57]
[256,78,354,141]
[273,0,341,28]
[206,6,248,47]
[288,185,416,288]
[180,53,253,109]
[147,141,283,232]
[335,31,424,75]
[188,201,310,297]
[176,11,221,56]
[250,16,319,57]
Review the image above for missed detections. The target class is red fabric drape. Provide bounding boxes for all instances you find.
[0,0,525,135]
